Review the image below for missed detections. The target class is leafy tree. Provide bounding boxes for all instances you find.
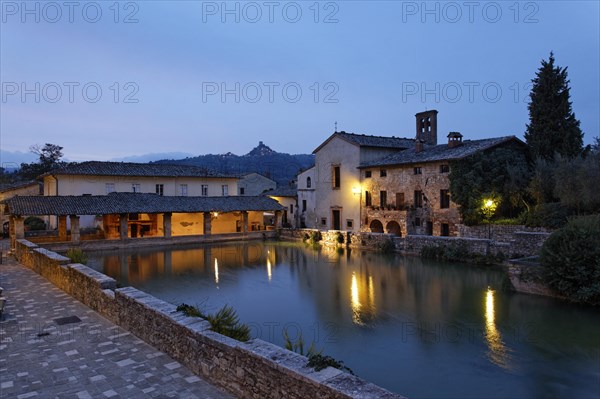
[524,52,584,160]
[450,147,530,225]
[553,154,600,214]
[18,143,65,180]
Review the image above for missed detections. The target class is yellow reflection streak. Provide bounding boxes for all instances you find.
[267,258,272,281]
[351,272,362,325]
[484,288,511,369]
[214,258,219,284]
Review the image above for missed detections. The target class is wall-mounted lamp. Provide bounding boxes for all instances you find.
[212,212,219,218]
[352,187,361,196]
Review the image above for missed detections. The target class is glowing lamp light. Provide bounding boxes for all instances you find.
[212,212,219,218]
[352,186,360,195]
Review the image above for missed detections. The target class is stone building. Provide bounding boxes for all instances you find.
[265,186,298,228]
[238,173,276,196]
[311,131,414,232]
[359,111,527,237]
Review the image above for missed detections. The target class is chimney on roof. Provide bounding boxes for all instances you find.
[447,132,463,148]
[415,110,438,146]
[415,139,424,153]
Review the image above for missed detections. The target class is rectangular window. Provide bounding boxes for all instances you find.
[201,184,208,196]
[365,170,372,178]
[415,217,421,227]
[414,190,423,208]
[396,192,405,208]
[440,189,450,209]
[222,185,229,196]
[290,204,294,214]
[440,164,450,173]
[365,191,372,207]
[132,183,140,193]
[179,184,188,196]
[105,183,115,194]
[332,165,341,189]
[380,191,387,208]
[346,219,353,229]
[441,223,450,237]
[155,184,164,196]
[321,217,327,226]
[414,167,422,175]
[380,169,387,177]
[302,200,307,212]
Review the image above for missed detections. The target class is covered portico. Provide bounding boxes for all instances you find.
[2,192,284,251]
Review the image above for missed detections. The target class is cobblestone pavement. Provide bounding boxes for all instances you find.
[0,256,234,399]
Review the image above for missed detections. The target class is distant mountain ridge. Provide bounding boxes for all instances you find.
[153,142,314,185]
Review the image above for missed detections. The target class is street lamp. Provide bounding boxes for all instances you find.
[482,198,497,239]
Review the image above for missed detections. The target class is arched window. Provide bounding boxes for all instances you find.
[306,177,312,188]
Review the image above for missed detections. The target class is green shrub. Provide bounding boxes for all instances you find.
[24,216,46,231]
[178,303,251,342]
[420,243,504,265]
[493,218,521,225]
[66,248,88,265]
[540,215,600,305]
[307,354,354,374]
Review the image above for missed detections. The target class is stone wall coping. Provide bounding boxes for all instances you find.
[68,263,117,288]
[17,239,39,249]
[513,231,552,236]
[33,247,70,263]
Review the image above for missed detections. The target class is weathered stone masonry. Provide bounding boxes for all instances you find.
[13,239,404,399]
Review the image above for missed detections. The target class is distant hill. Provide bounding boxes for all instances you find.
[153,142,315,185]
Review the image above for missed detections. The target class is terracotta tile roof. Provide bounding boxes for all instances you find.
[359,136,524,168]
[43,161,237,178]
[2,192,284,216]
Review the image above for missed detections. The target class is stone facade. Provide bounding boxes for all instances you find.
[13,239,403,399]
[361,161,460,237]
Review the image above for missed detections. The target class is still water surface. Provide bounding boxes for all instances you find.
[87,241,600,398]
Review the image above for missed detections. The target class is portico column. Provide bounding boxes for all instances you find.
[163,212,172,238]
[70,215,80,243]
[11,216,24,252]
[203,212,212,235]
[119,214,128,240]
[274,210,282,229]
[242,211,248,234]
[58,215,68,241]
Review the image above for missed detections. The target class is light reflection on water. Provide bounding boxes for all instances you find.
[87,241,600,399]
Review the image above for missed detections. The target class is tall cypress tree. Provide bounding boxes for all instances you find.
[524,52,584,160]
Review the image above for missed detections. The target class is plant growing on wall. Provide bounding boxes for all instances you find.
[177,303,251,342]
[66,248,88,265]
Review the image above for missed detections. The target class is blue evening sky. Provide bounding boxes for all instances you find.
[1,1,598,163]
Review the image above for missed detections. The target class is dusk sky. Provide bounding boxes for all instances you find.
[1,1,598,165]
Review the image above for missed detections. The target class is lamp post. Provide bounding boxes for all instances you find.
[482,198,496,239]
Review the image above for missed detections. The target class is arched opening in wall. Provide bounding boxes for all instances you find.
[386,221,402,236]
[369,219,383,233]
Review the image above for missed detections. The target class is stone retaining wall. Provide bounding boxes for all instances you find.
[456,224,550,242]
[13,239,404,399]
[281,228,550,258]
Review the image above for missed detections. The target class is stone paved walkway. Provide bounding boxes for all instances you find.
[0,256,234,399]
